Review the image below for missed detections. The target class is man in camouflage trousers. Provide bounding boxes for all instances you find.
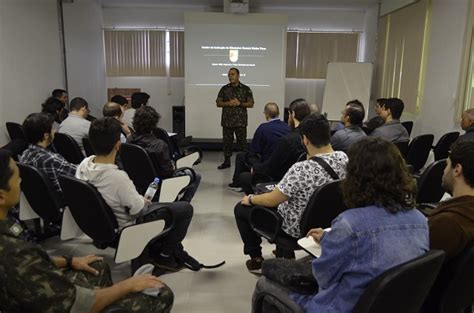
[216,67,254,169]
[0,149,173,312]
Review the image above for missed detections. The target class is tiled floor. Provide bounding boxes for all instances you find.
[42,151,282,312]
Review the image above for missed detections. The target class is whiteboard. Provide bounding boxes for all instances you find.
[322,62,373,121]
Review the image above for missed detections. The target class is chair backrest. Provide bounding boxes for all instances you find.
[82,137,95,157]
[17,162,63,222]
[416,159,447,204]
[6,122,26,141]
[299,180,346,235]
[352,250,446,313]
[406,134,434,172]
[433,132,460,161]
[394,141,409,159]
[401,121,414,136]
[53,132,84,164]
[152,127,181,160]
[120,143,157,195]
[437,244,474,313]
[58,175,119,247]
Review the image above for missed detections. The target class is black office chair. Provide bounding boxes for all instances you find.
[422,244,474,313]
[401,121,414,136]
[416,159,447,204]
[406,134,434,173]
[250,180,345,252]
[17,162,64,238]
[152,127,202,164]
[433,132,460,161]
[6,122,26,141]
[53,133,84,164]
[58,175,172,272]
[82,137,95,157]
[120,143,157,195]
[352,250,446,313]
[253,250,446,313]
[120,143,195,199]
[394,141,409,159]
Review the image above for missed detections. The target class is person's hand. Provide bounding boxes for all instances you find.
[229,99,240,107]
[71,255,103,275]
[306,228,325,244]
[143,197,152,205]
[241,195,251,206]
[123,274,164,293]
[121,121,131,137]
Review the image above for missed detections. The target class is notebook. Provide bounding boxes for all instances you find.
[297,228,331,258]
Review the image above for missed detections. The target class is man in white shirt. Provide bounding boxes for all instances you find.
[122,92,150,130]
[58,97,91,155]
[76,117,199,272]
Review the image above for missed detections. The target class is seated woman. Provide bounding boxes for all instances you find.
[254,137,429,312]
[127,106,201,202]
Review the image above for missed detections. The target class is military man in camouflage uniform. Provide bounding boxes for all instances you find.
[0,149,173,312]
[216,67,254,169]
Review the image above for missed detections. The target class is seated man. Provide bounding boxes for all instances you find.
[238,98,312,195]
[331,99,367,153]
[19,113,77,202]
[58,97,91,155]
[128,106,201,203]
[111,94,129,112]
[0,149,173,312]
[41,96,64,130]
[370,97,409,143]
[228,102,290,191]
[76,117,199,270]
[364,98,386,134]
[52,88,69,122]
[103,101,132,143]
[234,113,348,272]
[429,140,474,260]
[457,108,474,142]
[123,92,150,130]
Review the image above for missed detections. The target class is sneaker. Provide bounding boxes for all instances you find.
[246,256,264,273]
[217,160,231,169]
[152,253,185,272]
[228,182,243,192]
[174,250,201,271]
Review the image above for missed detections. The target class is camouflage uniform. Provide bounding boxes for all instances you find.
[0,219,173,313]
[217,82,254,158]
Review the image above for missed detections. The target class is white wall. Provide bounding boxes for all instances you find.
[102,6,378,136]
[412,0,469,141]
[0,0,64,145]
[63,0,107,117]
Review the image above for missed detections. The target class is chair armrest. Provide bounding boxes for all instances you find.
[159,175,191,203]
[173,166,197,183]
[176,152,200,169]
[250,206,282,243]
[115,219,169,263]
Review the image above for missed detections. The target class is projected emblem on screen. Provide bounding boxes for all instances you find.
[229,49,239,62]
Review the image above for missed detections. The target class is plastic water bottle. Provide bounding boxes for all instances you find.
[144,177,160,201]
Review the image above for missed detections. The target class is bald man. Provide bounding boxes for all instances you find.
[228,102,290,191]
[457,108,474,143]
[103,102,132,142]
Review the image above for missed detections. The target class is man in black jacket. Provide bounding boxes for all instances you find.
[238,98,311,194]
[457,108,474,143]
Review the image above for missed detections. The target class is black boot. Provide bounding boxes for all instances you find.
[218,157,231,169]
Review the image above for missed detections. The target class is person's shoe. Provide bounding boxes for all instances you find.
[246,256,264,273]
[218,159,231,169]
[228,182,243,192]
[174,250,201,271]
[152,253,185,272]
[272,249,296,259]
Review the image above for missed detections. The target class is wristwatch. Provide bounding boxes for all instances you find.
[248,194,255,205]
[63,255,73,269]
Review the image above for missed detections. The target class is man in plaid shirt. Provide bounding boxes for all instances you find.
[19,113,77,201]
